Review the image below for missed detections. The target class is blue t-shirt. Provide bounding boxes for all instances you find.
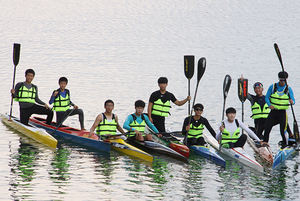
[123,113,159,133]
[265,82,295,106]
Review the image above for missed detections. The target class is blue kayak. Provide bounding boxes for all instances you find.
[190,145,226,167]
[273,139,299,169]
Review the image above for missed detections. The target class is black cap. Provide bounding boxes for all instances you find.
[135,100,145,108]
[193,103,204,110]
[158,77,168,84]
[278,71,288,79]
[226,107,236,114]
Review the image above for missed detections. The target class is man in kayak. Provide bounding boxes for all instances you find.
[216,107,264,148]
[88,99,125,139]
[11,69,53,125]
[123,100,158,142]
[148,77,191,132]
[263,71,295,148]
[49,77,85,130]
[181,103,216,146]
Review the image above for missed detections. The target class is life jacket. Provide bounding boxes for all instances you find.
[251,99,269,119]
[128,114,146,137]
[187,119,204,139]
[151,99,171,117]
[221,119,240,144]
[270,83,290,110]
[14,83,36,103]
[52,89,70,112]
[96,113,117,137]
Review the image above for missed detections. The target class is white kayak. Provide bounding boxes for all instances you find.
[1,113,57,148]
[203,133,263,173]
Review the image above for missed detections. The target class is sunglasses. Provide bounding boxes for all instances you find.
[195,108,203,111]
[253,83,263,88]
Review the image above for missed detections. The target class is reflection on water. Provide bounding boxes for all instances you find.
[50,147,71,182]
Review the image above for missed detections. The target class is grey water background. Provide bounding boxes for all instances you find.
[1,0,300,200]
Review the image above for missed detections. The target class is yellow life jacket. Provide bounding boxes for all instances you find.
[270,83,289,110]
[187,121,204,139]
[15,83,36,103]
[251,102,269,119]
[152,99,171,117]
[221,119,240,144]
[52,89,70,112]
[128,114,146,137]
[96,113,117,137]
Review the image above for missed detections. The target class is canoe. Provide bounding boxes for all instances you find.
[151,133,190,158]
[245,132,273,164]
[127,138,188,163]
[29,116,111,152]
[108,138,153,163]
[1,113,57,148]
[203,133,263,172]
[272,139,299,169]
[189,144,226,167]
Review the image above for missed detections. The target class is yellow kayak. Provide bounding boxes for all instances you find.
[1,113,57,149]
[108,138,153,163]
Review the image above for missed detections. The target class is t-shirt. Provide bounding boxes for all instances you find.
[149,90,177,104]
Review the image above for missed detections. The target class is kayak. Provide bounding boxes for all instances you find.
[203,133,263,172]
[151,133,190,158]
[127,138,188,163]
[29,116,111,152]
[1,113,57,148]
[273,139,299,169]
[245,132,273,164]
[108,138,153,163]
[189,144,226,168]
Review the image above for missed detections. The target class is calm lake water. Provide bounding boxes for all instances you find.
[1,0,300,200]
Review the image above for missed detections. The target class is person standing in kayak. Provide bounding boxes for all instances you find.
[88,99,125,139]
[216,107,264,148]
[182,103,216,146]
[11,69,53,125]
[263,71,295,148]
[49,77,85,130]
[123,100,158,142]
[148,77,191,132]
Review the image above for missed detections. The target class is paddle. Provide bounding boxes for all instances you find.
[184,55,195,115]
[219,74,232,150]
[51,109,75,134]
[9,43,21,120]
[184,57,206,145]
[238,76,248,130]
[274,43,299,143]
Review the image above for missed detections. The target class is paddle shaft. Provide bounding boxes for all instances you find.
[9,43,21,120]
[51,109,75,134]
[274,43,299,142]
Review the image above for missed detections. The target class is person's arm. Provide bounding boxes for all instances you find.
[181,117,190,136]
[34,85,51,109]
[11,82,22,98]
[49,90,58,105]
[246,94,255,106]
[144,115,159,133]
[123,115,134,132]
[89,114,102,137]
[239,120,261,141]
[147,102,154,122]
[115,115,125,134]
[203,118,216,138]
[288,86,295,105]
[216,122,223,141]
[68,90,78,109]
[174,96,191,106]
[265,85,273,107]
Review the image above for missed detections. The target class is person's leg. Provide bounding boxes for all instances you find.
[263,110,277,143]
[197,137,205,146]
[56,112,65,127]
[68,109,85,129]
[32,104,53,125]
[152,115,165,132]
[187,138,197,146]
[279,110,288,146]
[234,134,247,148]
[255,121,265,140]
[20,106,34,125]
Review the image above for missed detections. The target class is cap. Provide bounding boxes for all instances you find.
[278,71,288,79]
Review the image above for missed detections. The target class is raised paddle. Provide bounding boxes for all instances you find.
[274,43,299,143]
[9,43,21,120]
[238,75,248,123]
[220,74,232,150]
[184,57,206,145]
[184,55,195,116]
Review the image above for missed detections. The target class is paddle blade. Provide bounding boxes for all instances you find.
[184,55,194,79]
[197,57,206,81]
[223,74,232,99]
[294,120,299,143]
[274,43,284,70]
[238,78,248,103]
[13,43,21,66]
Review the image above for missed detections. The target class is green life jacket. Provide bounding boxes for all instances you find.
[221,119,240,144]
[188,121,204,139]
[52,89,70,112]
[251,101,269,119]
[14,83,36,103]
[270,83,289,110]
[128,114,146,137]
[96,113,117,137]
[152,99,171,117]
